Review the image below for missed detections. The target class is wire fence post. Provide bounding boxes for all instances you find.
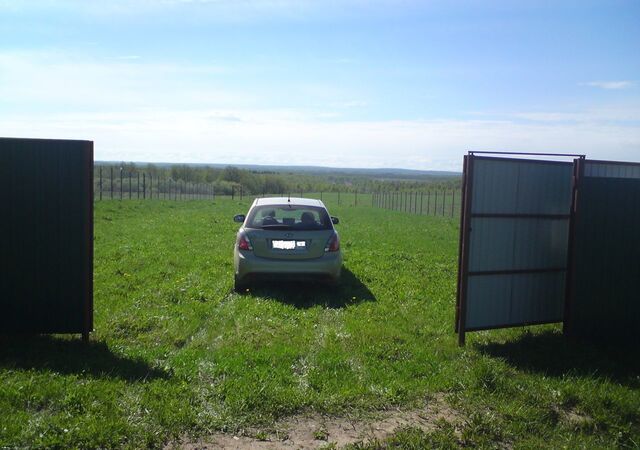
[150,175,153,200]
[129,172,132,199]
[119,168,123,200]
[338,191,341,205]
[451,189,455,217]
[143,173,146,200]
[434,190,438,216]
[99,167,103,201]
[420,192,423,215]
[137,173,140,199]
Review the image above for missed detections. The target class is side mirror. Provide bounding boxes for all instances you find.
[233,214,246,223]
[331,216,339,225]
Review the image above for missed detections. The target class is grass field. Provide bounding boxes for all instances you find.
[1,200,638,449]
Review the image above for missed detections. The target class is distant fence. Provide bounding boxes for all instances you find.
[372,189,462,217]
[94,168,460,217]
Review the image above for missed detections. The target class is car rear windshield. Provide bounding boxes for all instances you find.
[246,204,332,230]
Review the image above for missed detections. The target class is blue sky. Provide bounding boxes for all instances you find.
[1,0,638,170]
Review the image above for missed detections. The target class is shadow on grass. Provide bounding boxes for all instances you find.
[0,335,169,381]
[241,267,376,308]
[477,330,640,387]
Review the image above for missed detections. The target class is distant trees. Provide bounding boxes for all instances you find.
[94,162,461,195]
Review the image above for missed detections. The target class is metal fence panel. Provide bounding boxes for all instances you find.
[466,272,566,330]
[471,158,573,215]
[583,161,640,179]
[0,138,93,337]
[457,155,574,344]
[566,161,640,341]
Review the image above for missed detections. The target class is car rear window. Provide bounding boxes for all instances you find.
[246,205,332,230]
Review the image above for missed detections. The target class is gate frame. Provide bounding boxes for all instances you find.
[456,151,585,346]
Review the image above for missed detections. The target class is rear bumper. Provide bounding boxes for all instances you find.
[234,249,342,281]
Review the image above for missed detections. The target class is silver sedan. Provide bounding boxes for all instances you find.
[233,197,342,291]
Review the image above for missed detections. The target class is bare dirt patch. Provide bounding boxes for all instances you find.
[171,394,460,449]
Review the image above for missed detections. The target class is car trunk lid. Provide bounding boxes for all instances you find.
[245,228,334,260]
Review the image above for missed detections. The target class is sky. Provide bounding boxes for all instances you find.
[0,0,639,171]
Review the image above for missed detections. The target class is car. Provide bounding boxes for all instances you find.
[232,197,342,291]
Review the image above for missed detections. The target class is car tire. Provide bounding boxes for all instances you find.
[234,276,247,293]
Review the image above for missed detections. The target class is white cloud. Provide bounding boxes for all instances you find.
[2,109,639,171]
[0,51,239,110]
[581,81,634,90]
[1,51,638,171]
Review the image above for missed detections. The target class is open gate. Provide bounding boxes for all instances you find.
[456,152,582,345]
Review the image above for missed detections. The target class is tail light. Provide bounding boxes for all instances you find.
[324,233,340,252]
[237,232,253,251]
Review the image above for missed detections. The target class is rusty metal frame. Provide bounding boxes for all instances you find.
[562,157,584,337]
[456,154,474,345]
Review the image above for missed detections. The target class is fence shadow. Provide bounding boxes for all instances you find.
[477,330,640,387]
[0,335,169,381]
[240,267,376,308]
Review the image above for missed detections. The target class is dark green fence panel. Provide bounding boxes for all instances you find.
[0,138,93,337]
[568,175,640,341]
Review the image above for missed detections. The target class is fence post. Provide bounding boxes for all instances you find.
[143,173,146,199]
[451,189,455,217]
[420,192,423,215]
[99,167,102,201]
[338,191,341,205]
[434,190,438,215]
[442,189,446,216]
[355,189,358,206]
[129,172,132,199]
[150,175,153,200]
[119,168,123,200]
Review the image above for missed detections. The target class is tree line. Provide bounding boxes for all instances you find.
[94,162,461,195]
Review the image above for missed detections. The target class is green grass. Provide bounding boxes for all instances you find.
[1,200,638,449]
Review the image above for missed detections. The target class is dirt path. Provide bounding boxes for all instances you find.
[170,395,460,449]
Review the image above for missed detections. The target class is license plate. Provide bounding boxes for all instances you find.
[272,240,305,250]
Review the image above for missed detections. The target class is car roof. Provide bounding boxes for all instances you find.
[253,197,325,208]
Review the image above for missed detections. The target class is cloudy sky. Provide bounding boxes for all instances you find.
[1,0,638,170]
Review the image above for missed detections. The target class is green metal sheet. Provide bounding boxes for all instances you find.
[0,138,93,334]
[569,176,640,341]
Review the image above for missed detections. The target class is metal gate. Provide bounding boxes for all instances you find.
[456,153,579,345]
[565,159,640,341]
[0,137,93,340]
